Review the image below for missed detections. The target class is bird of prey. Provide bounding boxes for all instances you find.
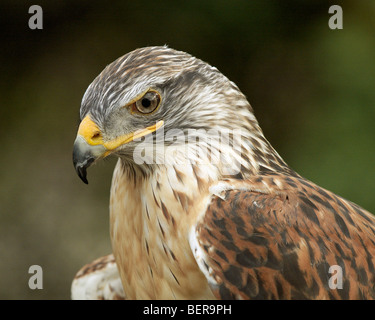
[72,46,375,300]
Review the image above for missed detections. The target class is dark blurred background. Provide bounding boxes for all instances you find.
[0,0,374,299]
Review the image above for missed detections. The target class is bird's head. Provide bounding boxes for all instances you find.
[73,46,277,184]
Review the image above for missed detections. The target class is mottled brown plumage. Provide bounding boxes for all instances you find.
[196,174,375,299]
[72,46,375,300]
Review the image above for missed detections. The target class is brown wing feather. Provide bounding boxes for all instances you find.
[194,174,375,300]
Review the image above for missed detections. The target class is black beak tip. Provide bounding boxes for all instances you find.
[73,136,98,185]
[78,168,89,184]
[73,156,95,184]
[75,164,89,184]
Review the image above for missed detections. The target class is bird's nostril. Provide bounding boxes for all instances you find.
[92,132,101,140]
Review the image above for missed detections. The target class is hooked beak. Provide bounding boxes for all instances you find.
[72,116,107,184]
[72,115,164,184]
[72,135,106,184]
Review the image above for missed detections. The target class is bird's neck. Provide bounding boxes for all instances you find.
[109,158,217,299]
[238,128,297,178]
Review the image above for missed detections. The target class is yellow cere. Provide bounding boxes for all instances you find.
[77,115,104,146]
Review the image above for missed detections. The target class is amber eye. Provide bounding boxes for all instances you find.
[134,91,161,114]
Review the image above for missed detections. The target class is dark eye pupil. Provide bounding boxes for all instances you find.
[135,91,161,114]
[142,98,151,108]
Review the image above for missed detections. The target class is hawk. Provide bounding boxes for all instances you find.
[72,46,375,300]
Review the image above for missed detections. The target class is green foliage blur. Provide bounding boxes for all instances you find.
[0,0,374,299]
